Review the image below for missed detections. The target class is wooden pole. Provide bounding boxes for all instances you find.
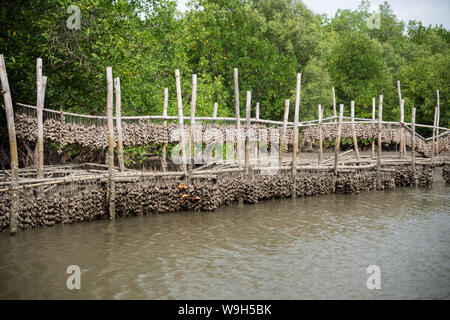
[245,91,251,176]
[256,102,260,121]
[292,73,301,197]
[318,104,323,165]
[334,104,344,173]
[376,95,383,189]
[175,69,188,178]
[213,102,218,120]
[0,54,20,234]
[279,99,289,167]
[189,74,197,177]
[106,67,115,220]
[411,107,416,186]
[436,90,440,155]
[431,106,437,162]
[234,68,241,167]
[114,77,125,172]
[399,98,405,159]
[371,97,376,158]
[36,58,43,178]
[332,87,337,122]
[351,101,360,162]
[162,88,168,172]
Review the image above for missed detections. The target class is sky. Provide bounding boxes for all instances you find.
[176,0,450,29]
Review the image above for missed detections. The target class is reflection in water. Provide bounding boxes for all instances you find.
[0,183,449,299]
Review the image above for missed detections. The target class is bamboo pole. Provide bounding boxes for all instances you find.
[175,69,188,179]
[279,99,289,167]
[106,67,115,220]
[245,91,251,176]
[350,101,360,162]
[371,97,376,158]
[162,88,168,172]
[213,102,218,120]
[318,104,323,165]
[334,104,344,173]
[36,58,44,179]
[114,77,125,172]
[411,107,416,186]
[189,74,197,178]
[234,68,241,166]
[436,90,440,155]
[256,102,260,121]
[0,54,20,234]
[431,106,437,162]
[332,87,337,122]
[399,98,405,159]
[292,73,301,197]
[376,95,383,189]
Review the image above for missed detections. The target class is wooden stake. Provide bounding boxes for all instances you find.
[431,106,437,162]
[332,87,337,122]
[292,73,301,197]
[318,104,323,165]
[234,68,241,166]
[376,95,383,189]
[351,101,360,162]
[106,67,115,220]
[436,90,440,155]
[213,102,218,120]
[399,98,405,159]
[334,104,344,173]
[175,69,188,178]
[36,58,45,179]
[114,77,125,172]
[371,97,376,158]
[162,88,168,172]
[411,107,416,186]
[189,74,197,178]
[279,99,289,167]
[0,54,20,234]
[256,102,260,121]
[245,91,251,176]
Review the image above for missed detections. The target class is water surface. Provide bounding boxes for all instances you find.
[0,183,449,299]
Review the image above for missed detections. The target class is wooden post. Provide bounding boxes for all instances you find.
[189,74,197,178]
[318,104,323,165]
[371,97,376,158]
[255,102,260,121]
[162,88,168,172]
[376,95,383,189]
[436,90,440,156]
[36,58,45,179]
[106,67,115,220]
[350,101,360,162]
[245,91,251,176]
[0,54,20,234]
[431,106,437,162]
[332,87,337,122]
[175,69,188,178]
[234,68,241,167]
[114,77,125,172]
[213,102,218,120]
[411,107,416,186]
[292,73,301,196]
[334,104,344,173]
[399,98,405,159]
[279,99,289,167]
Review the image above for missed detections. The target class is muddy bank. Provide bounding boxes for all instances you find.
[0,165,443,232]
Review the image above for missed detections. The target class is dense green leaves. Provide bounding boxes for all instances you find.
[0,0,448,136]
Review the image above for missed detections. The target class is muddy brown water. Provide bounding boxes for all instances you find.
[0,182,449,299]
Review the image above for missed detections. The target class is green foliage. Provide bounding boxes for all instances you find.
[0,0,448,138]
